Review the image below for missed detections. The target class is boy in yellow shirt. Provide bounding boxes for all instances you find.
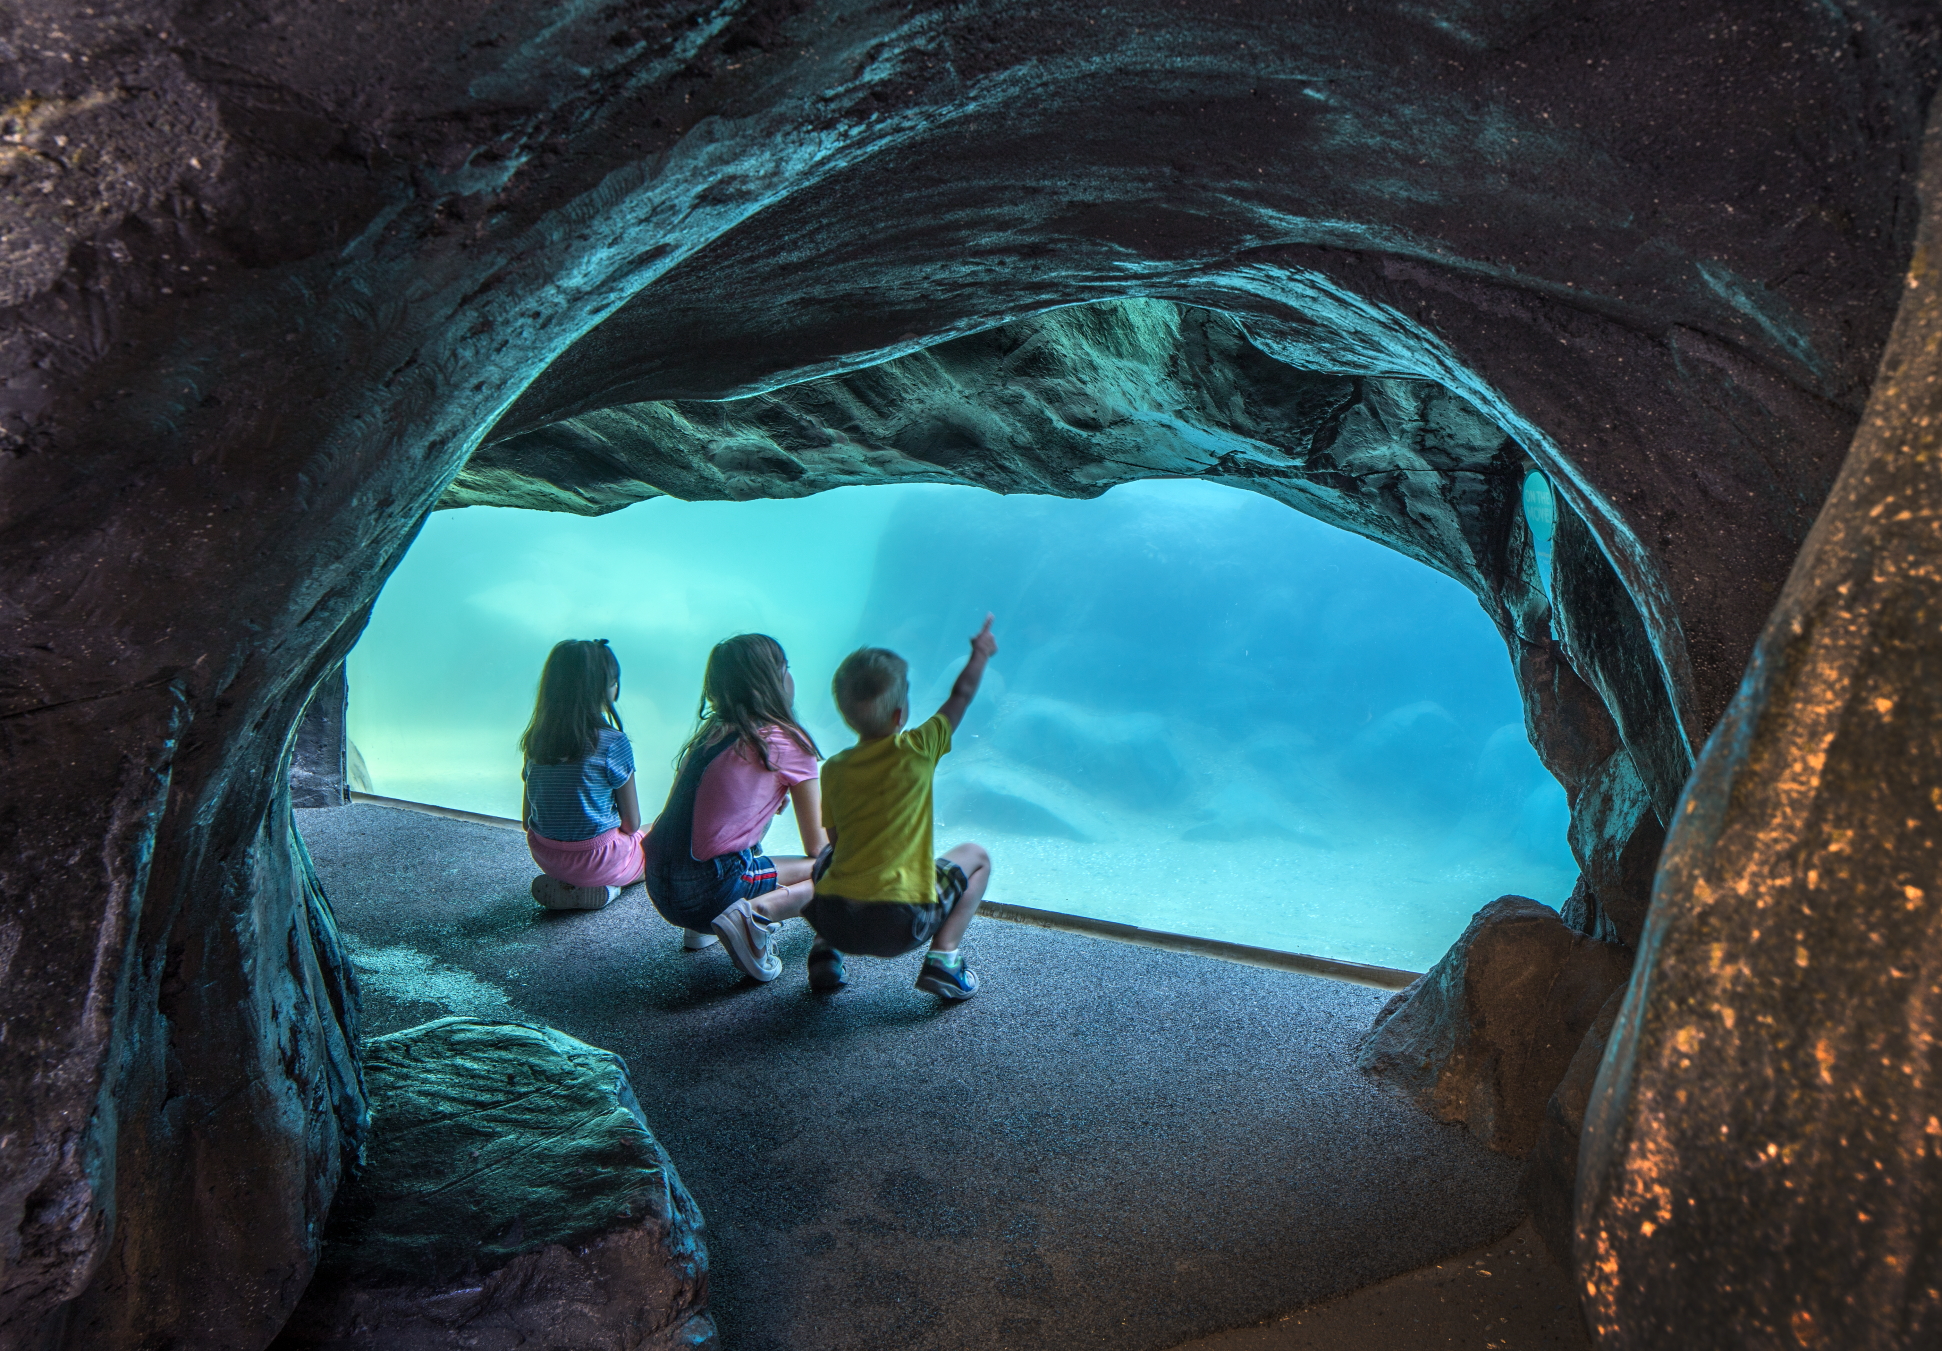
[805,615,998,998]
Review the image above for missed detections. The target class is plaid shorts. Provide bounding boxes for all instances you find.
[804,855,970,959]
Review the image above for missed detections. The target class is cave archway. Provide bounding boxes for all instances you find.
[2,3,1935,1346]
[345,467,1584,972]
[424,297,1668,949]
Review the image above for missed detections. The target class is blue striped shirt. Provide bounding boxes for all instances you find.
[523,728,635,841]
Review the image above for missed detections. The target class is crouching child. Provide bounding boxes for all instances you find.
[805,614,998,998]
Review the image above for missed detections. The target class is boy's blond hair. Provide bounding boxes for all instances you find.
[832,647,909,737]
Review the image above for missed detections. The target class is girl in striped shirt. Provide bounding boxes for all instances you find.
[521,638,647,910]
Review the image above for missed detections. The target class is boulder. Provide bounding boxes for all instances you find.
[1520,985,1627,1266]
[1341,701,1472,817]
[273,1018,714,1351]
[1357,896,1631,1157]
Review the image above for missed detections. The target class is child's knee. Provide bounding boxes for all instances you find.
[950,841,990,874]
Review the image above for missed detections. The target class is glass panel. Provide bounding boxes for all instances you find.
[348,479,1575,969]
[1522,470,1558,600]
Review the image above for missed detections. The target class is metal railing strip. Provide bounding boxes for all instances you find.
[335,793,1424,989]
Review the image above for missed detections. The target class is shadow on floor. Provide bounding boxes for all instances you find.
[299,803,1562,1351]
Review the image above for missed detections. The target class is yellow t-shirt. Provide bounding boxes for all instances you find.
[817,713,953,904]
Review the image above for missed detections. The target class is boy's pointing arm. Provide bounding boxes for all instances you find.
[937,613,998,733]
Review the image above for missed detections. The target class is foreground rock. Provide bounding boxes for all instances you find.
[1578,104,1942,1350]
[273,1018,714,1351]
[1357,897,1631,1158]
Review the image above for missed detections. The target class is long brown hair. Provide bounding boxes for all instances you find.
[520,639,623,765]
[678,633,819,772]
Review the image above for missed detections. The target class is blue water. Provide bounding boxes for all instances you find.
[347,479,1575,969]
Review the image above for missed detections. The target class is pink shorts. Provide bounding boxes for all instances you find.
[527,826,648,889]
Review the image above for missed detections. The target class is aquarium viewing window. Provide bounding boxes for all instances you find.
[345,479,1575,970]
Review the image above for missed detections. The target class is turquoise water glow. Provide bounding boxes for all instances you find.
[347,480,1574,969]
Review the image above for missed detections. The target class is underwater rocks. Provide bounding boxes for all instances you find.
[988,698,1188,813]
[273,1018,713,1351]
[934,758,1110,843]
[1357,896,1631,1158]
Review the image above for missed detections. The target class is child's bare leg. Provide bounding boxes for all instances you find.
[751,856,816,922]
[931,841,991,951]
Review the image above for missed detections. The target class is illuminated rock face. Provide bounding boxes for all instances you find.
[1577,111,1942,1351]
[0,1,1935,1346]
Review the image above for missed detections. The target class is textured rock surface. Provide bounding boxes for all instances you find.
[1563,751,1664,950]
[1521,986,1627,1269]
[0,785,365,1351]
[291,665,351,810]
[1358,897,1631,1158]
[0,0,1936,1343]
[273,1018,713,1351]
[1576,99,1942,1350]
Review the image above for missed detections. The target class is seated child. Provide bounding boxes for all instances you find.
[644,633,826,982]
[805,614,997,999]
[522,638,647,911]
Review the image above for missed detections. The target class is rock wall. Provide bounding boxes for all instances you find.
[290,665,351,810]
[1577,96,1942,1350]
[0,1,1936,1346]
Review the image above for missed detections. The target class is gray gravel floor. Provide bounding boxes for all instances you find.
[298,802,1528,1351]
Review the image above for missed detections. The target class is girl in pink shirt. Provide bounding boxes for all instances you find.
[643,633,826,981]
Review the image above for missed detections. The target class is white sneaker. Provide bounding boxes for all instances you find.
[711,898,782,981]
[682,928,720,950]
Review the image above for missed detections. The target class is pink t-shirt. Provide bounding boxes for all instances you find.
[690,725,819,859]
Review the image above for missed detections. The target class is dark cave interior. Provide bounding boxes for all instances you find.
[2,2,1941,1348]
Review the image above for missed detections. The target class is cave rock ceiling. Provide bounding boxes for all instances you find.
[0,1,1937,1348]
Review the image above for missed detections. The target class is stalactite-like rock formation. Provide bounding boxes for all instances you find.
[0,1,1936,1346]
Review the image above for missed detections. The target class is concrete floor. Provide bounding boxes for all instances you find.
[298,802,1587,1351]
[1168,1220,1587,1351]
